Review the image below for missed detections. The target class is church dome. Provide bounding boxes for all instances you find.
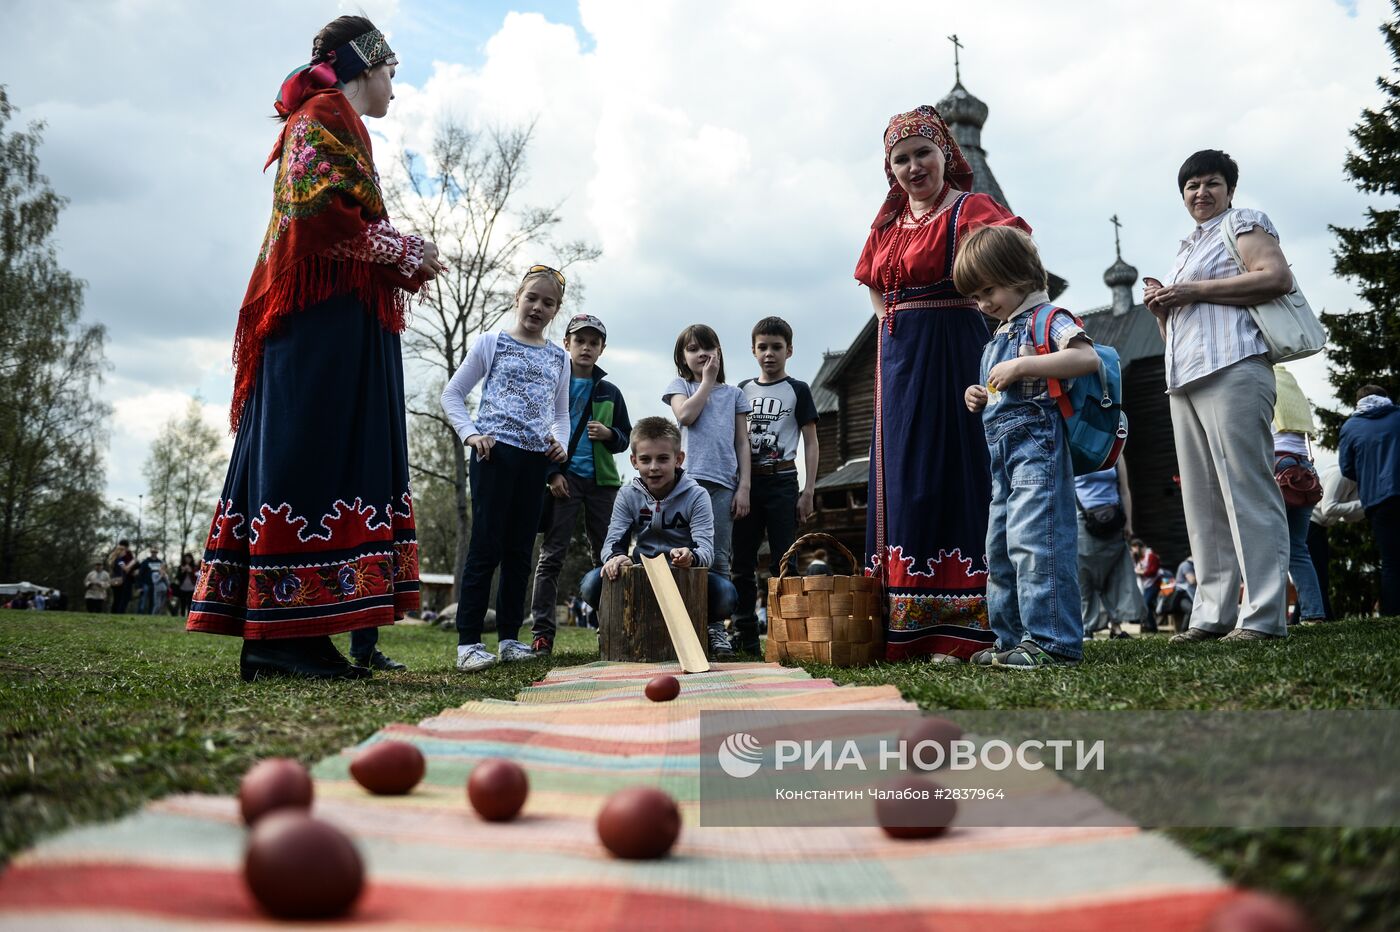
[1104,256,1138,288]
[936,81,988,129]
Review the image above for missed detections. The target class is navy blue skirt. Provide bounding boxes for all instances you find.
[188,293,420,639]
[867,304,994,660]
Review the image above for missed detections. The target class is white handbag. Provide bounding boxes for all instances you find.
[1219,209,1327,363]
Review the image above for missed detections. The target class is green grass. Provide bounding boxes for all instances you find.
[2,611,1398,929]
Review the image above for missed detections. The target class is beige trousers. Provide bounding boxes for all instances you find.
[1168,355,1289,636]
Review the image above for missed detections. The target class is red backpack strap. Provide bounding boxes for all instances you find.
[1030,303,1076,421]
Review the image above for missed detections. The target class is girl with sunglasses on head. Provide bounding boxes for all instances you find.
[441,266,571,672]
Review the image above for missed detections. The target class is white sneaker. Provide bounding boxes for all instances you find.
[498,639,536,663]
[456,643,498,672]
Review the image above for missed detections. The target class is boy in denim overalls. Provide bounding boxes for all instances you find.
[956,226,1101,669]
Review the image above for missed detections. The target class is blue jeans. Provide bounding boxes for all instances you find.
[1285,503,1325,620]
[697,480,735,580]
[984,406,1083,660]
[580,564,737,626]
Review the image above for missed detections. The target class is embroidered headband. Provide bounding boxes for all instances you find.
[330,29,397,84]
[274,28,397,118]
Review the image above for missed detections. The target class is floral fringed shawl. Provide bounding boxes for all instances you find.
[230,87,420,431]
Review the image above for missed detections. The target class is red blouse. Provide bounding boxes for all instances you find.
[854,192,1031,292]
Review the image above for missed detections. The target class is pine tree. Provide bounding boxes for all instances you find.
[1317,2,1400,615]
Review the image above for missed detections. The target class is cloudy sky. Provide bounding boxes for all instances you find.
[7,0,1395,509]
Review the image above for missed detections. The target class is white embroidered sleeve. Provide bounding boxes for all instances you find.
[326,220,424,277]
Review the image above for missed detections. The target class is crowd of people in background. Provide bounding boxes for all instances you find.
[59,541,204,617]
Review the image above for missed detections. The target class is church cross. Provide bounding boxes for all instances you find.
[947,34,963,83]
[1110,214,1123,259]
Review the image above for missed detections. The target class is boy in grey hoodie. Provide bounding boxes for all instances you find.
[580,417,738,658]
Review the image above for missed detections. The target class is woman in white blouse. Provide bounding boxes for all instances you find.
[1143,149,1295,642]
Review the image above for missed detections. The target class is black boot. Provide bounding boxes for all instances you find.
[239,637,371,682]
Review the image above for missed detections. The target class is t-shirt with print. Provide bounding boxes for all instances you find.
[992,302,1089,402]
[738,376,819,470]
[475,333,568,453]
[567,376,595,478]
[661,379,748,490]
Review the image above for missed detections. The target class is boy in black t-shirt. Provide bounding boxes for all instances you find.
[731,317,820,656]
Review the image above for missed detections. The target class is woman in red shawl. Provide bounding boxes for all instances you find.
[854,105,1031,662]
[187,16,442,680]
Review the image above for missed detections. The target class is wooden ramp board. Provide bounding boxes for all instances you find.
[642,554,710,673]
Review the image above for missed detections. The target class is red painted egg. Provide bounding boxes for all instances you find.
[243,812,363,919]
[875,776,957,840]
[349,740,426,795]
[239,758,313,826]
[596,786,681,859]
[1203,892,1315,932]
[467,758,529,822]
[645,675,681,702]
[899,716,964,771]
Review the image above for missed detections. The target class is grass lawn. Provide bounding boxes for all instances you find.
[2,611,1398,929]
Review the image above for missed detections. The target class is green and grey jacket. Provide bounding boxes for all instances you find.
[548,365,632,488]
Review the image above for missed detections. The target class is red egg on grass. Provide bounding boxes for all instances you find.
[645,675,681,702]
[350,740,426,795]
[239,758,314,825]
[467,759,529,822]
[875,776,958,840]
[597,787,681,859]
[1203,892,1315,932]
[244,812,364,920]
[899,716,963,771]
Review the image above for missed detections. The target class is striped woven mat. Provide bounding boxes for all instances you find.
[0,661,1243,929]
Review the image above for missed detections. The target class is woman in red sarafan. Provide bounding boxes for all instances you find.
[853,105,1030,662]
[187,15,443,680]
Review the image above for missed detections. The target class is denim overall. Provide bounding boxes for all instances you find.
[979,310,1083,659]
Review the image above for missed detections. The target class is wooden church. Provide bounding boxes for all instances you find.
[809,75,1190,569]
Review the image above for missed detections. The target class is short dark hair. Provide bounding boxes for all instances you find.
[118,539,129,547]
[1357,384,1390,402]
[751,317,793,346]
[1177,149,1239,194]
[673,324,725,382]
[631,416,682,451]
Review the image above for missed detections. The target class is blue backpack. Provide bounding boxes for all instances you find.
[1029,304,1128,475]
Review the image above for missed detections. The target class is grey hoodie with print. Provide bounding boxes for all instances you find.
[601,469,714,567]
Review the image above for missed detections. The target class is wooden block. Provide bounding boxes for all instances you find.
[787,617,808,641]
[807,591,830,615]
[600,563,709,665]
[780,595,809,615]
[814,642,831,663]
[803,575,835,591]
[851,577,878,593]
[833,577,851,594]
[781,577,805,596]
[786,641,814,661]
[765,638,779,662]
[806,617,833,642]
[830,641,851,666]
[768,615,787,642]
[828,593,853,616]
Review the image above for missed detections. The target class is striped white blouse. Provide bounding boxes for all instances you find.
[1164,207,1275,391]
